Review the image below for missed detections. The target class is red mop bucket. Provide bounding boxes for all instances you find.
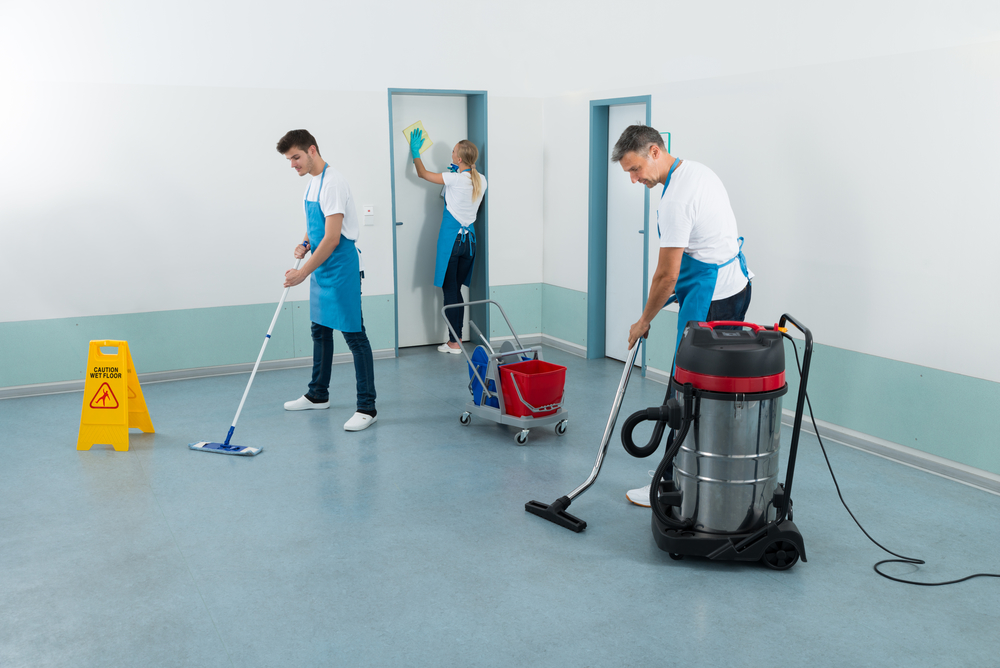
[499,360,566,418]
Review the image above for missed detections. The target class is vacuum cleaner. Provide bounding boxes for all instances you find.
[527,313,813,571]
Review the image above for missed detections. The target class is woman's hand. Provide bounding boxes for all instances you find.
[409,128,424,159]
[293,241,309,260]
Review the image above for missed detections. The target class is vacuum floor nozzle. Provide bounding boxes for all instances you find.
[525,497,587,533]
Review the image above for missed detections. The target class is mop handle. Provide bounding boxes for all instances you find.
[224,254,305,445]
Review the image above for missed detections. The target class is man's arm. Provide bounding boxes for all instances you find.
[284,214,344,287]
[414,157,445,185]
[628,247,684,349]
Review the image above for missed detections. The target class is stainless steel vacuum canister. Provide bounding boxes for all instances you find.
[670,322,788,534]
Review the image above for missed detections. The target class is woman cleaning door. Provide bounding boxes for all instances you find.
[409,128,487,353]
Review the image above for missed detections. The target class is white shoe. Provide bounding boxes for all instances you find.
[344,412,377,431]
[284,395,330,411]
[437,343,462,354]
[626,470,656,507]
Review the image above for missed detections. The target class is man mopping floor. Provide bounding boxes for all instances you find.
[277,129,378,432]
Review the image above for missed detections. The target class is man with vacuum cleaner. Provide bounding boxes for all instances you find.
[612,125,752,505]
[277,129,377,432]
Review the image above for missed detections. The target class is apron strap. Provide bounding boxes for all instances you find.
[717,236,749,279]
[305,163,328,204]
[656,158,682,239]
[458,224,476,254]
[659,158,682,200]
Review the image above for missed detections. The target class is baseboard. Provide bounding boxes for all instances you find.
[488,333,542,350]
[540,334,587,358]
[488,333,587,359]
[0,349,396,400]
[781,409,1000,496]
[644,365,672,385]
[485,334,586,359]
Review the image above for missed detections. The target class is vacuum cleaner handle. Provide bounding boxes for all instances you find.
[699,321,765,332]
[776,314,813,520]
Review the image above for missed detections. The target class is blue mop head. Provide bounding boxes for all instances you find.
[189,441,262,456]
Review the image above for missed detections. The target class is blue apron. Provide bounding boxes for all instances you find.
[433,176,476,288]
[306,164,363,332]
[658,159,749,351]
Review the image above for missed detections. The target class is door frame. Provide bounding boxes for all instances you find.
[587,95,652,369]
[387,88,489,356]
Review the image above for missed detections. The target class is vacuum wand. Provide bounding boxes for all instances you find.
[525,295,676,532]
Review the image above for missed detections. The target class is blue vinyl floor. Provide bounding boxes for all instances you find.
[2,345,999,667]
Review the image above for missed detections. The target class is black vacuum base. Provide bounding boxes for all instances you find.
[525,496,587,532]
[652,515,807,570]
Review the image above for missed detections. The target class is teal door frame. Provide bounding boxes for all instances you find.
[387,88,489,356]
[586,95,652,369]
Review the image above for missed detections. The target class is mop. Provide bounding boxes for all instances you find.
[189,255,304,456]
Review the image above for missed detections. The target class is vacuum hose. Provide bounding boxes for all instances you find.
[621,383,696,530]
[621,397,681,458]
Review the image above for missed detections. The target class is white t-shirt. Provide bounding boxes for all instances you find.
[442,171,487,225]
[657,160,753,301]
[303,165,359,242]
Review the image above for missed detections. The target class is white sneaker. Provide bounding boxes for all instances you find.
[284,395,330,411]
[344,412,377,431]
[437,343,462,354]
[626,470,656,507]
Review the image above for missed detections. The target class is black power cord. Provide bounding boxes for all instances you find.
[786,338,1000,586]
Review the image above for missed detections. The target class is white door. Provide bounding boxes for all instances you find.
[605,103,648,362]
[391,95,469,348]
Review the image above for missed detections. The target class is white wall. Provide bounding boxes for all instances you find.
[488,97,544,286]
[0,82,546,322]
[542,40,1000,383]
[4,2,997,95]
[3,0,999,379]
[0,83,395,319]
[542,92,592,292]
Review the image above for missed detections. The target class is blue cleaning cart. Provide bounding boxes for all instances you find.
[442,299,569,445]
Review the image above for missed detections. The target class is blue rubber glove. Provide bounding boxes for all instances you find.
[409,128,424,160]
[447,163,459,173]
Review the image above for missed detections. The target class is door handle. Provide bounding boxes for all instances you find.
[396,222,404,226]
[638,230,645,234]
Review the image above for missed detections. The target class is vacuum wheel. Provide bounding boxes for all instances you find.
[668,553,684,561]
[760,540,800,571]
[515,430,529,445]
[460,412,471,425]
[555,420,568,435]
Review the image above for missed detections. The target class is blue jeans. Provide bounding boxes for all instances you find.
[706,281,752,326]
[442,234,475,342]
[307,319,376,411]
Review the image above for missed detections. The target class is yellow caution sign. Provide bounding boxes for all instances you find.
[77,340,154,451]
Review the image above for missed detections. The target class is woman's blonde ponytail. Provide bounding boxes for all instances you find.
[455,140,483,202]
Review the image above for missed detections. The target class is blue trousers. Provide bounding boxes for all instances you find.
[307,319,376,411]
[442,234,475,342]
[706,281,752,325]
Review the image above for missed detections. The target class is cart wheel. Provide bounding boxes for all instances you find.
[760,540,800,571]
[515,430,529,445]
[460,412,471,425]
[555,420,568,435]
[669,553,684,561]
